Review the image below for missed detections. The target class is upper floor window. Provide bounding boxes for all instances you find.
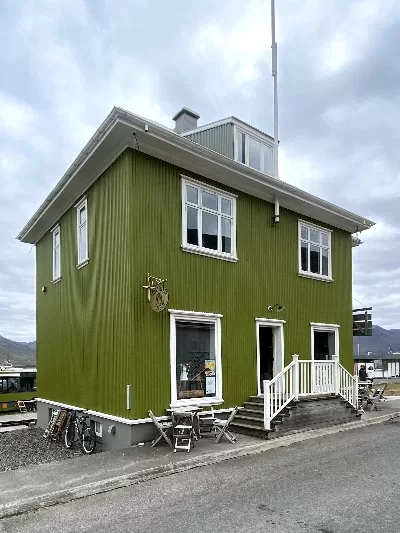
[76,198,88,267]
[52,225,61,281]
[299,221,332,281]
[235,128,274,177]
[181,177,237,262]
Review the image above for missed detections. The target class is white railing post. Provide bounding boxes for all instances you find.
[332,355,339,395]
[292,354,299,401]
[311,359,316,394]
[264,380,271,430]
[353,375,359,410]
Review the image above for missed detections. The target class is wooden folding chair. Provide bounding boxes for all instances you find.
[213,406,240,443]
[148,410,173,447]
[367,383,388,411]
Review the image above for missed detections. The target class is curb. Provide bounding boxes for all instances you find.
[1,410,398,520]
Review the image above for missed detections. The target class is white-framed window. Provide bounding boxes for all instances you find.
[169,310,223,407]
[51,225,61,281]
[181,177,237,262]
[298,221,332,281]
[234,127,274,176]
[76,198,88,267]
[94,421,102,438]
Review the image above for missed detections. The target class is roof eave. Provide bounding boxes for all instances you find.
[17,108,375,244]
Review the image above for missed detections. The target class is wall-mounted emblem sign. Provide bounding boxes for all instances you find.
[143,274,169,312]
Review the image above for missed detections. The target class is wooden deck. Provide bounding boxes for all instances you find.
[0,412,37,427]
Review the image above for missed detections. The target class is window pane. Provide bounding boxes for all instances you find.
[263,145,273,176]
[310,229,319,244]
[187,206,198,246]
[54,248,60,278]
[221,218,232,254]
[301,226,308,240]
[54,231,60,247]
[79,223,87,261]
[301,242,308,271]
[322,248,329,276]
[176,321,216,400]
[321,232,329,247]
[186,185,198,205]
[310,244,320,274]
[202,191,218,211]
[221,198,231,215]
[237,131,246,163]
[79,206,86,225]
[249,137,261,170]
[202,211,218,250]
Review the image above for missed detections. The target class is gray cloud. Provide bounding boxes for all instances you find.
[0,0,398,339]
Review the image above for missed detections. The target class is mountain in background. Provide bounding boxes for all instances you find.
[0,336,36,367]
[353,325,400,355]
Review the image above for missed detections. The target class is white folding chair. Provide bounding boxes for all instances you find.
[213,406,240,443]
[148,410,173,447]
[172,410,195,452]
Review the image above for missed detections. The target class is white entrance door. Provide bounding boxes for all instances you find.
[255,319,285,396]
[311,323,339,394]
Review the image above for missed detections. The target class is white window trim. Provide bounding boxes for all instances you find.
[298,220,332,281]
[76,197,88,267]
[310,322,340,361]
[181,176,238,262]
[255,318,285,396]
[51,224,61,282]
[233,125,274,177]
[169,309,223,408]
[94,421,103,438]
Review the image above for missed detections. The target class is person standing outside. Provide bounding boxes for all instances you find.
[358,364,367,382]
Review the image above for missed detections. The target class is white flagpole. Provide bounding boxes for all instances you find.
[271,0,279,180]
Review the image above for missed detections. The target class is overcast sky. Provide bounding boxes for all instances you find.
[1,0,399,341]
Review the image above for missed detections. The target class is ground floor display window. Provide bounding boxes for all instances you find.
[169,310,222,406]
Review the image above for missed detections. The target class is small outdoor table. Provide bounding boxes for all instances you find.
[167,407,203,440]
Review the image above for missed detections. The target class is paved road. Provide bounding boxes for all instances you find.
[2,420,400,533]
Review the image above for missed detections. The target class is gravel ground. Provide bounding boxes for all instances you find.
[0,428,84,472]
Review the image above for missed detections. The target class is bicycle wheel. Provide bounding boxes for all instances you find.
[82,427,96,455]
[65,421,75,449]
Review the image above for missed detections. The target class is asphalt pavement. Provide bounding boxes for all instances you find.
[2,417,400,533]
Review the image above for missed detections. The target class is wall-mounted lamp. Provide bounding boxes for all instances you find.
[268,304,285,312]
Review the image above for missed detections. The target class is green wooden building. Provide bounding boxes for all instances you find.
[17,107,374,450]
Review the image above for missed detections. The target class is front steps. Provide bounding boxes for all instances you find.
[231,394,361,439]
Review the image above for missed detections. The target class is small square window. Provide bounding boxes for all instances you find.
[94,421,102,437]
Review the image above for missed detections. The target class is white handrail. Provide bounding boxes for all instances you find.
[264,356,358,431]
[264,361,296,430]
[337,362,358,409]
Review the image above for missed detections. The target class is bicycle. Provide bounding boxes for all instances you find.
[64,409,96,455]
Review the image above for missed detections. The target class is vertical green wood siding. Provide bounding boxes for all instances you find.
[36,148,353,420]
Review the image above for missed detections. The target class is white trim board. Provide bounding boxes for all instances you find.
[36,398,232,424]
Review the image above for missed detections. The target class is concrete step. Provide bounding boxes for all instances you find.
[243,402,264,412]
[239,408,265,419]
[234,415,265,428]
[230,422,271,439]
